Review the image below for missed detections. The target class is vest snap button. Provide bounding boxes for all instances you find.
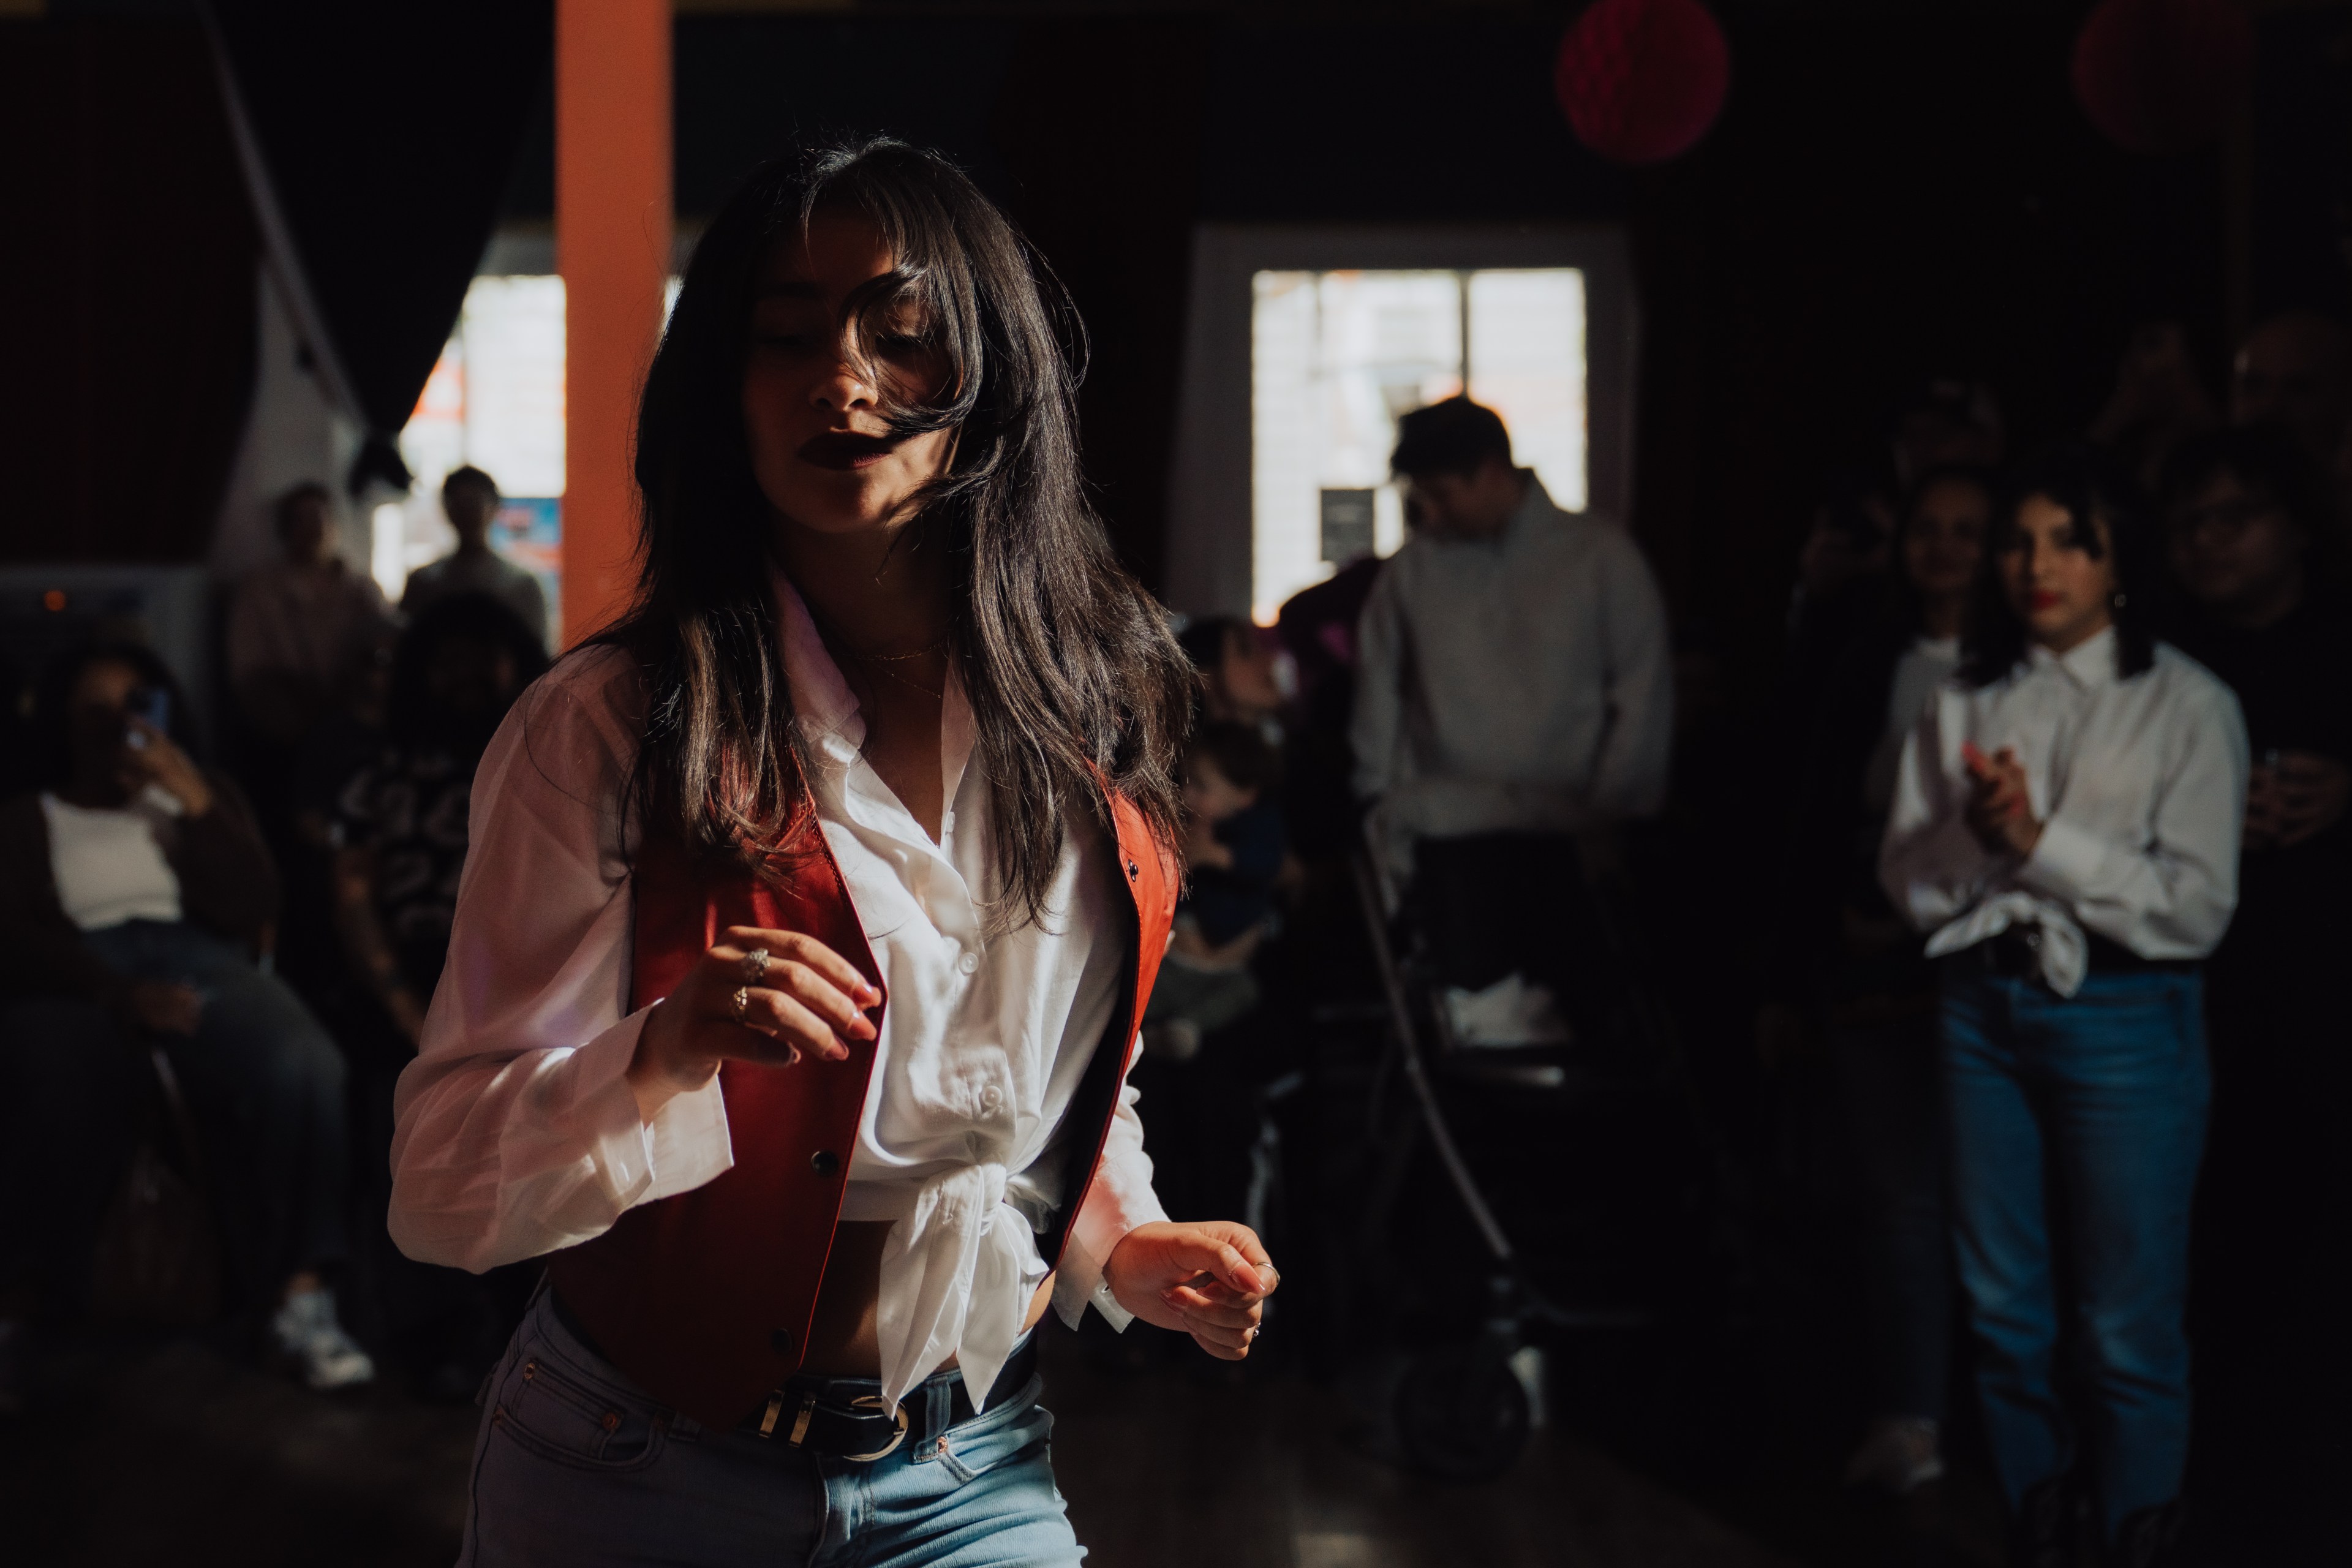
[771,1327,794,1355]
[810,1150,840,1176]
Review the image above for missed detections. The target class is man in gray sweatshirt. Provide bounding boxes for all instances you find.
[1351,398,1673,1045]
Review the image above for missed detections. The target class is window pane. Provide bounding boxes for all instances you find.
[385,274,568,629]
[1251,269,1462,623]
[1468,268,1587,513]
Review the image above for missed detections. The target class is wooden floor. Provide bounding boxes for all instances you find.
[0,1324,1800,1567]
[1043,1335,1793,1568]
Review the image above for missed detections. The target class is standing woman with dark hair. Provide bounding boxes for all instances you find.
[390,140,1275,1566]
[1880,448,2247,1567]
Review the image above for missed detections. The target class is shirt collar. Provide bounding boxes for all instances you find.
[768,564,976,804]
[2024,623,2119,690]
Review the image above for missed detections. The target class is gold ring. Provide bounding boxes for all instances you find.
[742,947,771,985]
[731,986,752,1024]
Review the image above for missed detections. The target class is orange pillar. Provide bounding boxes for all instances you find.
[557,0,671,649]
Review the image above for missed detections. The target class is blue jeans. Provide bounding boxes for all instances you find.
[1940,965,2209,1539]
[460,1289,1084,1567]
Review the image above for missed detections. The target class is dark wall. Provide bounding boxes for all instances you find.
[622,2,2335,662]
[1634,1,2233,693]
[0,17,258,564]
[16,1,2345,642]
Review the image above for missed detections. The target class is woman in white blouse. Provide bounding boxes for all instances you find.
[390,140,1275,1567]
[1881,447,2246,1567]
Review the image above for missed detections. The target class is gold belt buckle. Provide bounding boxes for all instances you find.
[841,1394,909,1461]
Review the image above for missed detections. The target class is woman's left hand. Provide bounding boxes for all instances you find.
[1961,742,2040,858]
[1104,1220,1278,1361]
[122,718,213,817]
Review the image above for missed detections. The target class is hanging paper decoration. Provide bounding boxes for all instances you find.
[2071,0,2255,156]
[1552,0,1732,167]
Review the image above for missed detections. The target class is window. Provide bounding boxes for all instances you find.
[374,274,684,636]
[1246,266,1587,622]
[375,274,567,625]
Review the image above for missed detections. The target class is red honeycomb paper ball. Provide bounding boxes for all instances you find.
[2071,0,2254,156]
[1553,0,1732,167]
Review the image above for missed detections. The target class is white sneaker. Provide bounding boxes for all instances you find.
[1844,1415,1945,1494]
[271,1287,376,1391]
[1439,973,1573,1048]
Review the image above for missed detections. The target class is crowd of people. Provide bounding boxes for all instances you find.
[1769,312,2349,1564]
[0,468,549,1401]
[0,286,2344,1566]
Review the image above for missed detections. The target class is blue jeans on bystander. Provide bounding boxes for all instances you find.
[1940,963,2208,1542]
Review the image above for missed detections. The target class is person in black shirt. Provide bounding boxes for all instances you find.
[330,593,546,1397]
[2160,423,2350,1561]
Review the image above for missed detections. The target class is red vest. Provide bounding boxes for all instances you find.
[545,786,1176,1430]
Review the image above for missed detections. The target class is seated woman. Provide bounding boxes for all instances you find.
[0,642,371,1390]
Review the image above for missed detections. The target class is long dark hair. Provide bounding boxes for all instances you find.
[609,137,1190,926]
[1961,444,2158,687]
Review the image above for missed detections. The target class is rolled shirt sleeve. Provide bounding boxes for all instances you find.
[388,649,733,1274]
[1052,1036,1170,1332]
[2015,678,2248,957]
[1879,696,2001,933]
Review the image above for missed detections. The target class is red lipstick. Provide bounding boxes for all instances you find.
[799,431,896,471]
[2029,590,2062,611]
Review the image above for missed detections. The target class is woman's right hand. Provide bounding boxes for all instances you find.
[625,926,880,1117]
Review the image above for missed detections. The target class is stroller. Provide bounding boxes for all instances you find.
[1321,819,1747,1480]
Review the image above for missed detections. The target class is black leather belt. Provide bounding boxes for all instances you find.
[1955,925,2197,982]
[740,1335,1039,1461]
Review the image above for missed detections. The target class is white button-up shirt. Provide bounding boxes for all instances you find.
[1879,627,2249,997]
[389,575,1167,1412]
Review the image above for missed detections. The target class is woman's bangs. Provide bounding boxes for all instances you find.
[805,180,981,435]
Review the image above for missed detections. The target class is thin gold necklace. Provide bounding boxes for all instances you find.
[843,637,949,701]
[850,636,950,665]
[865,661,944,702]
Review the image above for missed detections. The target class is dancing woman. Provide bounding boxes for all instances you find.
[390,139,1276,1567]
[1881,448,2245,1567]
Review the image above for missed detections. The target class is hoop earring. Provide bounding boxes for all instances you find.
[2111,590,2127,609]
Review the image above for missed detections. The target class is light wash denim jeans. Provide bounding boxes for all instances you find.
[459,1288,1084,1567]
[1940,964,2209,1541]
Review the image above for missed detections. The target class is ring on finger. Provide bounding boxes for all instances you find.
[741,946,771,986]
[731,986,752,1025]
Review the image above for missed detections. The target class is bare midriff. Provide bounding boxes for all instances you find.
[796,1219,1059,1378]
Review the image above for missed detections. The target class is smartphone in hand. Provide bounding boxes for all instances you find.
[124,687,171,750]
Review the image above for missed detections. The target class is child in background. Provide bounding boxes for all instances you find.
[1142,721,1286,1061]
